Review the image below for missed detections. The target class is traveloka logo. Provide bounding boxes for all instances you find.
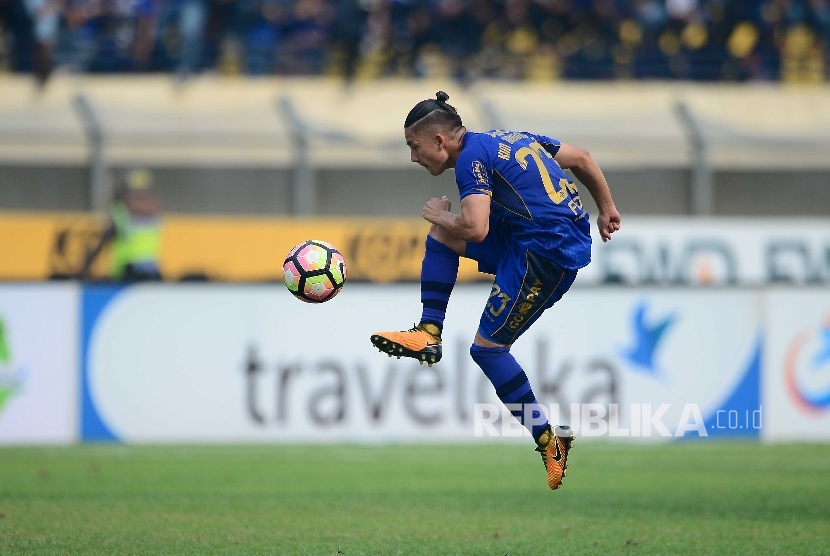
[784,316,830,415]
[0,316,25,415]
[620,301,676,379]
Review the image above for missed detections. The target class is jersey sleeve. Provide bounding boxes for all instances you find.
[455,140,493,200]
[534,134,562,157]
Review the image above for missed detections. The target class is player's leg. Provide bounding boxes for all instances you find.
[419,223,465,332]
[469,240,577,489]
[370,223,469,365]
[471,331,575,490]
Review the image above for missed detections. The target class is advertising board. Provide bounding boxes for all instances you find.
[579,219,830,286]
[81,284,762,442]
[3,212,829,285]
[0,284,78,444]
[763,290,830,440]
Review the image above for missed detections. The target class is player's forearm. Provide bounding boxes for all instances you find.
[433,210,488,243]
[572,164,615,214]
[555,145,616,213]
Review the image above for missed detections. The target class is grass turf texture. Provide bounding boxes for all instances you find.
[1,443,828,555]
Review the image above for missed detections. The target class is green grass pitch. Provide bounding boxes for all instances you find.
[1,442,828,555]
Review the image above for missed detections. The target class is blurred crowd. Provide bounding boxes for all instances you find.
[1,0,828,84]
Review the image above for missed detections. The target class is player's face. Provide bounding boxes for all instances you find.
[405,126,449,176]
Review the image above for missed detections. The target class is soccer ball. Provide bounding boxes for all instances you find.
[283,240,347,303]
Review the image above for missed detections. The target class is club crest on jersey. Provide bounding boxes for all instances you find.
[472,160,489,186]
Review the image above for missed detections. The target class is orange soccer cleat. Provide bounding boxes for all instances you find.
[535,424,576,490]
[370,323,442,366]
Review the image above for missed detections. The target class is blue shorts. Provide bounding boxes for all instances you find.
[465,221,577,346]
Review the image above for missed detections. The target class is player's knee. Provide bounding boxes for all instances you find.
[428,224,450,244]
[472,331,510,349]
[425,233,456,255]
[469,344,488,365]
[469,342,509,363]
[427,226,465,256]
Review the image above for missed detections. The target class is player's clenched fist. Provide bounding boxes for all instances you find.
[423,196,451,224]
[596,207,621,243]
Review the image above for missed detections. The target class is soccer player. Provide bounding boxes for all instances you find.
[370,91,621,490]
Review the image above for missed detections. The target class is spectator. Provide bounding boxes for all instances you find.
[155,0,210,77]
[332,0,368,79]
[0,0,37,72]
[432,0,482,78]
[278,0,334,74]
[79,169,163,282]
[23,0,62,83]
[62,0,156,72]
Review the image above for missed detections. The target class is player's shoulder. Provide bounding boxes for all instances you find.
[473,129,553,148]
[459,130,529,160]
[468,129,535,142]
[460,130,490,150]
[456,131,489,165]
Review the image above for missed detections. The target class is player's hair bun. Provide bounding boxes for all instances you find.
[434,91,458,114]
[404,91,462,129]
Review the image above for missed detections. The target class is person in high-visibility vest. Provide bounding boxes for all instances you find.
[80,169,162,281]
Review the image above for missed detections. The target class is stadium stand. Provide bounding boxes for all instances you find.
[1,0,829,83]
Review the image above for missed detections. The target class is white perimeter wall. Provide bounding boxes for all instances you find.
[2,281,828,444]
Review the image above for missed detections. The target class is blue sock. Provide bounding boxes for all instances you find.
[420,235,459,330]
[470,344,549,441]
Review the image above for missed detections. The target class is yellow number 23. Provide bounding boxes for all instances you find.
[514,141,580,211]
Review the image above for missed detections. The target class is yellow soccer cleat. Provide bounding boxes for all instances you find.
[370,323,442,366]
[535,424,575,490]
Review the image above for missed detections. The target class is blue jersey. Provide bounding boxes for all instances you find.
[455,130,592,270]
